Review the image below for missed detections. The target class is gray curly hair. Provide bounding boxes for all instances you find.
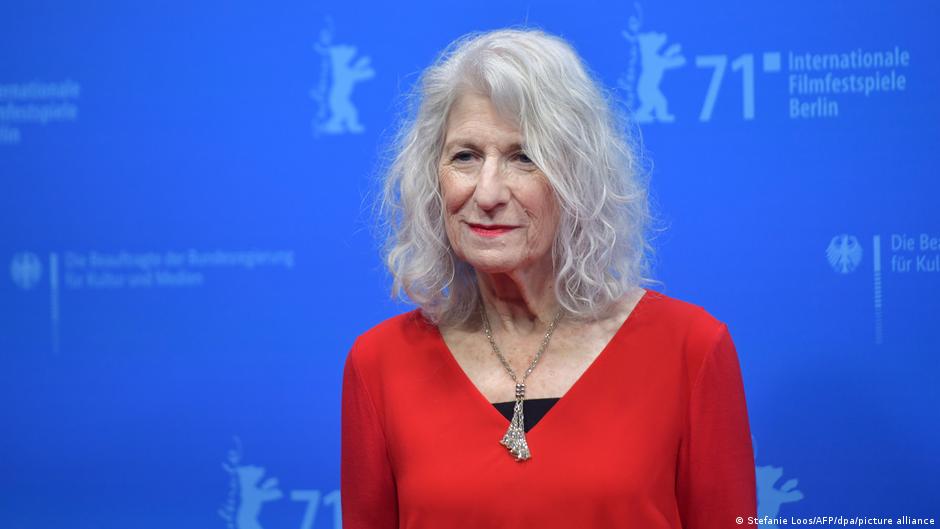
[375,27,658,328]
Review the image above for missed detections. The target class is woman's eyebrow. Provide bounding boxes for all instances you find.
[443,139,524,152]
[443,139,477,151]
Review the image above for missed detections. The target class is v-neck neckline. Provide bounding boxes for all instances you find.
[431,289,650,439]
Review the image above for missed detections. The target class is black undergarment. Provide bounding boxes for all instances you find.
[492,397,560,433]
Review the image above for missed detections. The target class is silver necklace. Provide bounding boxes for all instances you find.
[481,305,563,462]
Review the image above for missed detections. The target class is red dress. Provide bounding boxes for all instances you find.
[341,289,757,528]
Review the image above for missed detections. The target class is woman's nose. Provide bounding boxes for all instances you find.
[474,156,510,210]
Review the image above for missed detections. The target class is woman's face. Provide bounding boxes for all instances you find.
[438,91,560,275]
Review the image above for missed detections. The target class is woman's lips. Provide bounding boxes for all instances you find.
[468,223,518,238]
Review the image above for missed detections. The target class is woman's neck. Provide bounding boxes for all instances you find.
[475,263,561,337]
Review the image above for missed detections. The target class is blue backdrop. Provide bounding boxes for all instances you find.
[1,1,937,528]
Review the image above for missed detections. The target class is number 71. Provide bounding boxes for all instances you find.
[695,54,755,121]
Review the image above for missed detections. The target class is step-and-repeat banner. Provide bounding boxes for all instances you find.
[2,1,937,528]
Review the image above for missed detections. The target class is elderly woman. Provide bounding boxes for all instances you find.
[341,28,756,528]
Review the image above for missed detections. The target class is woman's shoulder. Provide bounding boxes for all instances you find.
[357,307,433,343]
[641,287,724,321]
[346,308,434,368]
[637,288,731,345]
[638,288,737,384]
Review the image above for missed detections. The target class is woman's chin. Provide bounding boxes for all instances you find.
[465,256,523,274]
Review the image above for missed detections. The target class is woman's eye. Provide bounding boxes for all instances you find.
[515,152,534,164]
[453,151,475,162]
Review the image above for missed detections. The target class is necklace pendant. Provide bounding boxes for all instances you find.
[499,383,531,461]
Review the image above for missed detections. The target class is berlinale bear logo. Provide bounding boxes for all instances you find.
[619,3,686,123]
[311,17,375,136]
[220,437,283,529]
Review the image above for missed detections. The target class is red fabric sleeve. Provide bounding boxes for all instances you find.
[341,340,399,529]
[676,324,758,529]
